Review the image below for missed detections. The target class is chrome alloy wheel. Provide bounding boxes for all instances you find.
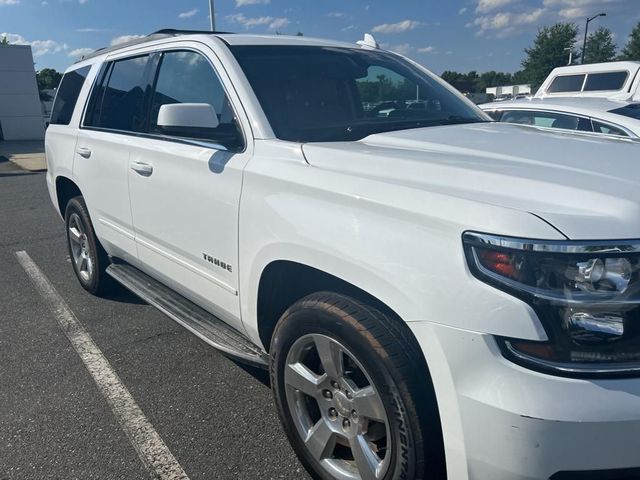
[284,334,391,480]
[68,213,94,283]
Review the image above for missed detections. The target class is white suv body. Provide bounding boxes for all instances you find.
[46,31,640,480]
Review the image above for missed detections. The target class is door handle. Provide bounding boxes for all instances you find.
[131,162,153,176]
[76,147,92,158]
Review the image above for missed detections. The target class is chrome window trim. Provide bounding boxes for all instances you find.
[80,126,231,152]
[463,231,640,254]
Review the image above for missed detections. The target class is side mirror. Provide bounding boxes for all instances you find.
[157,103,219,130]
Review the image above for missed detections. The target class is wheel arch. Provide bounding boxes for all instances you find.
[55,175,83,217]
[256,260,415,355]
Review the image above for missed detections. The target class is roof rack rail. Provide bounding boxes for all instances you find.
[75,28,233,64]
[151,28,233,35]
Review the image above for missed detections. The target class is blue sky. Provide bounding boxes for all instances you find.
[2,0,639,74]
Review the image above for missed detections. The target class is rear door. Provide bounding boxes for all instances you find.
[46,64,91,208]
[75,54,157,261]
[127,47,250,332]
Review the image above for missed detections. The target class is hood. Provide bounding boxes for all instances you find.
[301,122,640,240]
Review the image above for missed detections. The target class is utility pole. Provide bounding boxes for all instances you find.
[581,13,606,64]
[209,0,216,31]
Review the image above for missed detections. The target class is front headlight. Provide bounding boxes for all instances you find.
[463,232,640,377]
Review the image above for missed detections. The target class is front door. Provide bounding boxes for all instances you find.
[128,48,250,332]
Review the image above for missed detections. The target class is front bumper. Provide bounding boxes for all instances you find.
[410,321,640,480]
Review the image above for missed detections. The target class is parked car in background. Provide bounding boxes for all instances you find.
[535,61,640,100]
[480,96,640,138]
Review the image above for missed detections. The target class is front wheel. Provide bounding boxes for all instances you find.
[270,292,446,480]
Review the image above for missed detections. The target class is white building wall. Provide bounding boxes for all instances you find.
[0,45,45,140]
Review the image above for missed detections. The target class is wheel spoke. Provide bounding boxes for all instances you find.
[313,335,344,379]
[350,434,380,480]
[353,386,386,423]
[68,227,82,245]
[78,255,88,272]
[85,255,93,275]
[305,419,336,461]
[285,362,321,397]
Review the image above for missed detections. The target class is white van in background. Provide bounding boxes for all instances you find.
[535,61,640,101]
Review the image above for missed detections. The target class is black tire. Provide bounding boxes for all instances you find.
[270,292,446,480]
[64,196,112,295]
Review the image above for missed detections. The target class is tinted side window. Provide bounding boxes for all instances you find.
[484,110,503,121]
[150,51,243,150]
[500,110,586,131]
[547,75,585,93]
[584,71,628,91]
[592,120,628,137]
[86,55,153,132]
[50,66,91,125]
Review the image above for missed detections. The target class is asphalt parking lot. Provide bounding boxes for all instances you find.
[0,163,309,479]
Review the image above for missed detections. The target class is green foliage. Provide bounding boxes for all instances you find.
[36,68,62,91]
[584,27,617,64]
[620,22,640,60]
[440,70,520,93]
[0,35,9,45]
[521,22,579,89]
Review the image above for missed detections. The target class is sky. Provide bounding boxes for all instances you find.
[1,0,639,74]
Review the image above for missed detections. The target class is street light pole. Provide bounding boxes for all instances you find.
[209,0,216,31]
[581,13,606,64]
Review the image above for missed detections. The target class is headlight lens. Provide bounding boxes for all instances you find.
[463,232,640,377]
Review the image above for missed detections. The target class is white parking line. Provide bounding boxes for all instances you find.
[15,251,190,480]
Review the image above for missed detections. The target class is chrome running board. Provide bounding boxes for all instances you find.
[106,263,269,369]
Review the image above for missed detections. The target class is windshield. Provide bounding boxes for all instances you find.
[230,45,487,142]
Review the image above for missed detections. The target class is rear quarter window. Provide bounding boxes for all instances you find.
[50,66,91,125]
[592,120,628,137]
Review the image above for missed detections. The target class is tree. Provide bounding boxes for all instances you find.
[0,35,9,45]
[36,68,62,90]
[36,68,62,101]
[521,22,579,90]
[512,70,529,85]
[620,21,640,60]
[584,27,617,64]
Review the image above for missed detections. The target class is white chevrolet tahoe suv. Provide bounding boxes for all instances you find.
[46,30,640,480]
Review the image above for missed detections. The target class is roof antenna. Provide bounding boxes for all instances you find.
[357,33,379,50]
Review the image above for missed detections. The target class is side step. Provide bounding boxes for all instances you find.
[106,263,269,369]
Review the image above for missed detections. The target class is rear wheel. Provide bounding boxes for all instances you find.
[65,196,112,295]
[270,292,446,480]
